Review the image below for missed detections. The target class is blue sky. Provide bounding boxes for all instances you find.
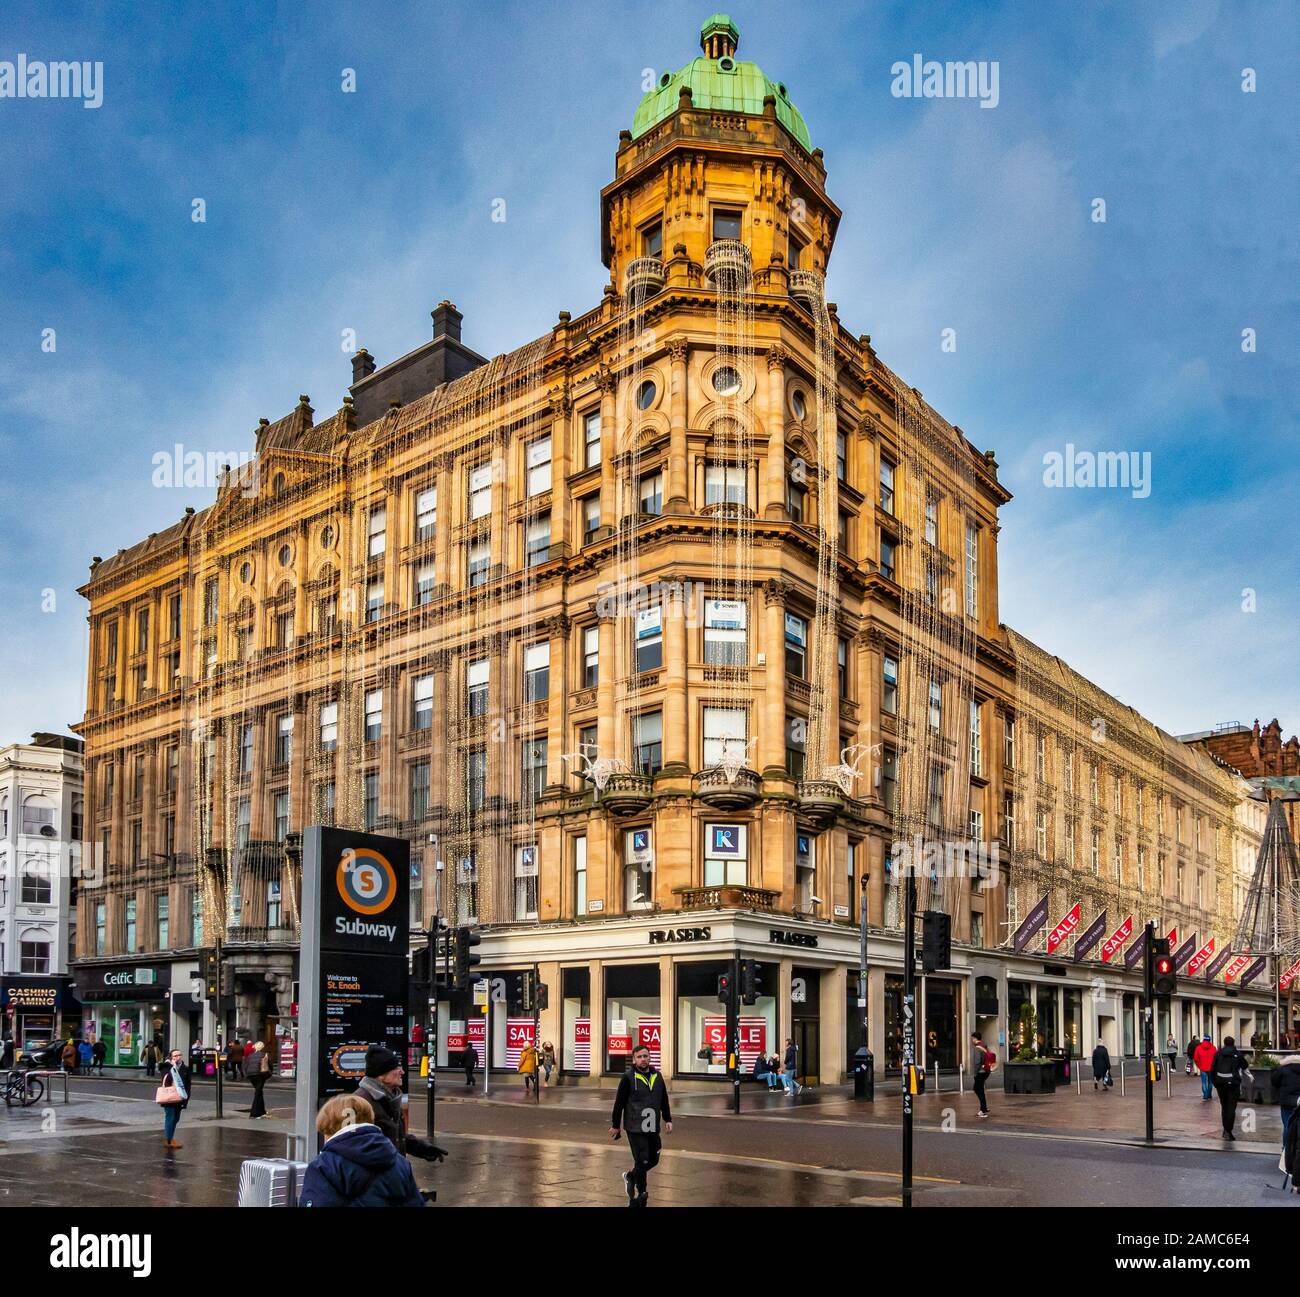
[1,0,1296,743]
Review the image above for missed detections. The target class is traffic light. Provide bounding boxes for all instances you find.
[454,926,481,990]
[922,910,952,973]
[1151,936,1176,997]
[202,948,220,1001]
[536,982,549,1012]
[411,944,432,986]
[740,959,763,1005]
[717,971,735,1007]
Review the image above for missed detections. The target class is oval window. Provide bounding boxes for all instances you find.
[713,366,742,397]
[719,57,735,72]
[278,544,292,567]
[636,379,657,410]
[321,525,334,549]
[240,561,252,584]
[659,73,671,88]
[791,390,807,420]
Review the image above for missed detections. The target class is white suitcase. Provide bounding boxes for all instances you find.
[237,1157,308,1207]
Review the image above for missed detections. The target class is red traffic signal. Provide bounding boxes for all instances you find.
[717,973,734,1006]
[1151,936,1176,997]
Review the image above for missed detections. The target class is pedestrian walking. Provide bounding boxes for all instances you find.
[300,1092,425,1208]
[243,1040,271,1118]
[157,1048,190,1149]
[91,1038,107,1075]
[1091,1039,1112,1091]
[609,1043,672,1207]
[142,1040,159,1077]
[539,1040,556,1087]
[355,1045,447,1166]
[1185,1037,1198,1076]
[61,1037,78,1073]
[1210,1036,1252,1140]
[970,1032,994,1116]
[225,1038,243,1079]
[461,1044,476,1087]
[1164,1034,1178,1074]
[1269,1053,1300,1148]
[518,1039,539,1096]
[77,1038,92,1071]
[1193,1035,1217,1101]
[781,1038,801,1096]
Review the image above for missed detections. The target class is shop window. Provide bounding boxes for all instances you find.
[703,822,746,887]
[562,966,592,1073]
[624,827,653,911]
[604,963,660,1074]
[677,959,776,1077]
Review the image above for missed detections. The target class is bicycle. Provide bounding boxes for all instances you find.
[3,1068,45,1107]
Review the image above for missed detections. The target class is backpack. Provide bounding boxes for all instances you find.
[983,1048,997,1072]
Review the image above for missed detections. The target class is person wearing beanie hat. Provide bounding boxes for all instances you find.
[356,1044,448,1168]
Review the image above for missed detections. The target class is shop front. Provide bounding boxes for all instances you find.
[76,963,174,1067]
[2,976,74,1053]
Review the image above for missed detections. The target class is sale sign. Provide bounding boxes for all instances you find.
[573,1018,591,1071]
[1102,916,1134,964]
[1222,956,1251,984]
[1280,957,1300,993]
[1186,938,1217,977]
[702,1016,768,1070]
[467,1017,486,1067]
[1046,903,1082,954]
[505,1017,535,1069]
[637,1017,662,1068]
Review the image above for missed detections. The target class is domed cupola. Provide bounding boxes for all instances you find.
[631,15,813,153]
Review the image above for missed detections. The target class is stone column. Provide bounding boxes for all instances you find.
[597,367,617,529]
[548,386,571,547]
[288,691,307,828]
[248,706,270,839]
[820,966,847,1083]
[377,665,400,821]
[587,959,605,1082]
[490,447,508,570]
[596,612,616,763]
[381,477,400,610]
[666,339,689,514]
[763,345,788,519]
[545,615,570,790]
[761,580,789,775]
[662,580,688,774]
[657,954,675,1075]
[293,521,309,639]
[142,739,158,862]
[487,634,507,806]
[434,454,454,587]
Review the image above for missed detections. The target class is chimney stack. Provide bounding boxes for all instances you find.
[351,348,376,383]
[431,300,463,342]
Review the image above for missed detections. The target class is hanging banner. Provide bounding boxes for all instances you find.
[1222,956,1251,984]
[1046,903,1082,955]
[1165,927,1178,948]
[1203,948,1235,982]
[1239,957,1268,987]
[1012,894,1050,952]
[1186,938,1217,977]
[1172,933,1198,971]
[1101,916,1134,964]
[1280,957,1300,993]
[1124,932,1147,969]
[1072,910,1108,963]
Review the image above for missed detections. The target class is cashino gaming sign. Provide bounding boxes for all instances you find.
[294,827,410,1153]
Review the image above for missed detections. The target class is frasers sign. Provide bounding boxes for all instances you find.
[649,927,711,944]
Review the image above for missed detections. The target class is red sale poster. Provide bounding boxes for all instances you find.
[467,1016,487,1067]
[506,1017,535,1068]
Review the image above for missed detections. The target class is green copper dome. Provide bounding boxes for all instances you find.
[631,16,812,152]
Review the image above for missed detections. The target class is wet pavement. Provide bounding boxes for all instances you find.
[1,1070,1293,1207]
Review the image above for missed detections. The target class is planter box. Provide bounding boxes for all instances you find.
[1003,1060,1057,1094]
[1244,1074,1273,1104]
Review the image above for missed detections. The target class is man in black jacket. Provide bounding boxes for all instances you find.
[1210,1036,1252,1140]
[1270,1054,1300,1150]
[608,1044,672,1207]
[356,1045,447,1164]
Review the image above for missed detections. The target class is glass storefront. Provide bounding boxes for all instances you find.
[884,973,906,1070]
[1008,981,1031,1054]
[562,966,591,1074]
[604,963,660,1074]
[1036,985,1058,1053]
[1123,993,1137,1056]
[922,978,959,1070]
[676,960,776,1077]
[81,1002,166,1066]
[1064,987,1083,1058]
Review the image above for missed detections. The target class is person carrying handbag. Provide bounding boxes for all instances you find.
[243,1040,271,1118]
[157,1049,190,1149]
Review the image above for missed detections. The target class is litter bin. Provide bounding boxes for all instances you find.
[852,1046,874,1101]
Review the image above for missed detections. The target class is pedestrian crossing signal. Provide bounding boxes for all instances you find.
[717,972,735,1007]
[1151,937,1176,997]
[202,948,220,1001]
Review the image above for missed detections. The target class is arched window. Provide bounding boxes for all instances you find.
[21,794,56,838]
[19,928,51,973]
[22,858,52,904]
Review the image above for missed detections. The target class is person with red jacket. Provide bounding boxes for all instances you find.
[1192,1036,1217,1101]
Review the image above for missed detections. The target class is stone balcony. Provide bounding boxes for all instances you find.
[623,256,665,299]
[695,766,761,810]
[797,779,845,828]
[674,884,780,913]
[600,772,654,817]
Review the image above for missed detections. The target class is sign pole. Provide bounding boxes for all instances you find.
[1142,921,1155,1146]
[902,864,917,1208]
[858,872,869,1094]
[533,962,541,1107]
[214,934,224,1120]
[730,952,741,1115]
[483,993,490,1096]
